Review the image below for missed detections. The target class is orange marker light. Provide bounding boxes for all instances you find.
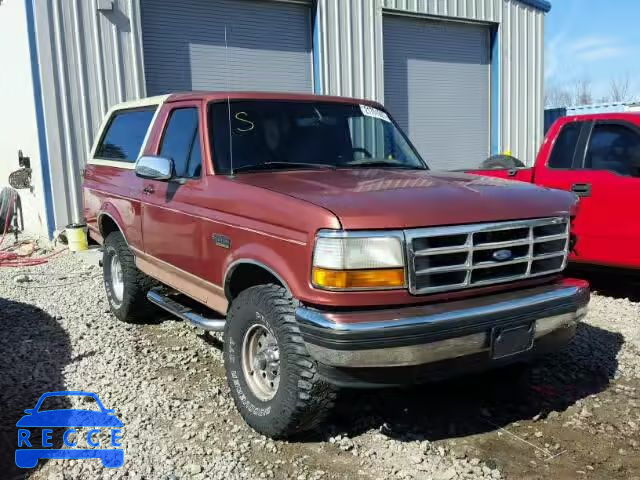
[312,267,405,290]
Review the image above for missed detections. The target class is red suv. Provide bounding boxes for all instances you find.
[84,92,589,438]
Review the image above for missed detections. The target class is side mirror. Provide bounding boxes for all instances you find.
[135,155,173,181]
[23,409,34,415]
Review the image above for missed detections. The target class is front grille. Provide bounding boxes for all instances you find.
[406,217,570,294]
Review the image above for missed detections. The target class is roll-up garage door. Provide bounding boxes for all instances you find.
[141,0,313,95]
[383,16,490,170]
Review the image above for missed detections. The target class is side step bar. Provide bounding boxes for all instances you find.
[147,289,225,332]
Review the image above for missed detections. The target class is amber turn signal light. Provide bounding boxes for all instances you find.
[312,267,405,290]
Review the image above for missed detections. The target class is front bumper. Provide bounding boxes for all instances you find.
[296,278,589,370]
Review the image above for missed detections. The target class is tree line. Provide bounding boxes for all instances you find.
[545,74,638,108]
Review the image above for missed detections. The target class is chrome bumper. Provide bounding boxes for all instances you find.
[296,279,590,368]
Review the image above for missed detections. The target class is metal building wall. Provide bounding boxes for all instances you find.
[501,0,545,164]
[315,0,385,101]
[316,0,546,165]
[31,0,546,229]
[32,0,146,227]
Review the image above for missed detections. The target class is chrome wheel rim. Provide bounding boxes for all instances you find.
[110,253,124,303]
[241,324,280,401]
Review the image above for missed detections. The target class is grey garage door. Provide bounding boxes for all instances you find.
[141,0,313,95]
[383,16,490,171]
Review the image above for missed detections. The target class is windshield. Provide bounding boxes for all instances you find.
[209,100,427,174]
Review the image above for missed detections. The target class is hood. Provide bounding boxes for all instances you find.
[233,169,577,229]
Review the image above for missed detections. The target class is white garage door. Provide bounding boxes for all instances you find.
[141,0,313,95]
[383,16,490,170]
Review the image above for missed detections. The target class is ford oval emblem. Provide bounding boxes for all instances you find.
[492,249,513,262]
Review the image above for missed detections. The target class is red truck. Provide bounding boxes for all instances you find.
[470,113,640,272]
[83,92,589,438]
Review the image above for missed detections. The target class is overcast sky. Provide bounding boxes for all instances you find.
[545,0,640,101]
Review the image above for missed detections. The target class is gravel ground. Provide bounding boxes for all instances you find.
[0,249,639,480]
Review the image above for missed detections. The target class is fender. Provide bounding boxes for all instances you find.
[223,243,298,298]
[97,208,127,240]
[97,201,143,250]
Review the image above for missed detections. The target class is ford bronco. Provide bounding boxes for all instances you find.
[83,92,590,438]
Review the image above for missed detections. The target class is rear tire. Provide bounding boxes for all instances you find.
[224,284,337,438]
[103,231,157,323]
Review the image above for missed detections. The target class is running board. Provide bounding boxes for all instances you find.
[147,289,225,332]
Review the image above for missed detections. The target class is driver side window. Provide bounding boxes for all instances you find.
[159,108,202,179]
[585,124,640,177]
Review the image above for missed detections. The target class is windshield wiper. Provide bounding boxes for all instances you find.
[233,161,336,174]
[339,160,427,170]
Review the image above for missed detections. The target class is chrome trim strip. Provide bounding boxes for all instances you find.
[473,258,529,269]
[414,244,470,256]
[299,281,589,368]
[405,217,570,295]
[533,252,566,261]
[306,333,488,368]
[304,313,579,368]
[474,239,531,250]
[316,229,405,239]
[296,283,587,333]
[416,263,468,274]
[147,290,225,332]
[534,234,568,243]
[407,217,567,239]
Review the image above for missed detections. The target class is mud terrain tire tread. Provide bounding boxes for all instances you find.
[103,231,157,323]
[224,284,337,438]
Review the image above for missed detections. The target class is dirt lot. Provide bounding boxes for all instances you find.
[0,250,638,480]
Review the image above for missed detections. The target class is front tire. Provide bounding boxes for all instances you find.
[103,231,156,323]
[224,284,337,438]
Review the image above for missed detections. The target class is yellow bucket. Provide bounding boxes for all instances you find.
[66,224,88,252]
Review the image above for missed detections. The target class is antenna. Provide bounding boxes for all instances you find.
[225,25,234,177]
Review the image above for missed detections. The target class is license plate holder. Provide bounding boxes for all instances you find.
[491,323,535,360]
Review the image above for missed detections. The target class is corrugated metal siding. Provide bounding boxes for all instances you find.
[318,0,545,166]
[381,0,501,22]
[315,0,385,101]
[500,0,544,165]
[31,0,546,227]
[33,0,145,226]
[383,16,490,170]
[140,0,313,95]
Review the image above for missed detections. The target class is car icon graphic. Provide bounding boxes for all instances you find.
[15,391,124,469]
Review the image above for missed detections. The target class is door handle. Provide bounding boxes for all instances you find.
[142,185,155,195]
[571,183,591,197]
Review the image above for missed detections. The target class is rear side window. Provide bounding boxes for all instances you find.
[159,108,202,179]
[95,108,155,162]
[585,124,640,177]
[548,122,581,169]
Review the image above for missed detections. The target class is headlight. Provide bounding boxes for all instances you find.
[312,231,406,290]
